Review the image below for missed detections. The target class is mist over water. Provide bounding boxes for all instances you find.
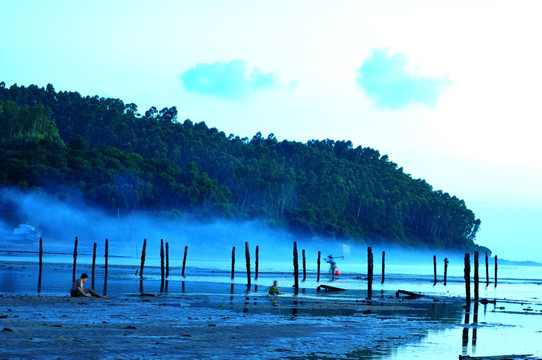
[1,187,486,276]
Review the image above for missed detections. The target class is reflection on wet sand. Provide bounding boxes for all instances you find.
[254,285,258,305]
[243,283,250,313]
[462,309,470,351]
[472,302,479,346]
[462,301,480,356]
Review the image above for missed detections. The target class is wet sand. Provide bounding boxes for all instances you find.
[0,292,465,359]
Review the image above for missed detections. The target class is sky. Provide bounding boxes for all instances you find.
[1,0,541,262]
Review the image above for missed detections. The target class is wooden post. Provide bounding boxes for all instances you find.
[245,242,251,286]
[231,246,235,279]
[166,242,169,278]
[293,241,299,295]
[104,238,109,296]
[433,255,437,285]
[444,258,449,285]
[474,251,479,301]
[367,246,373,299]
[317,251,321,282]
[160,239,165,283]
[485,251,489,286]
[92,242,97,290]
[495,255,497,287]
[464,253,471,308]
[302,249,306,282]
[72,236,78,283]
[139,238,147,278]
[255,245,259,280]
[38,237,43,293]
[182,246,188,277]
[381,251,385,284]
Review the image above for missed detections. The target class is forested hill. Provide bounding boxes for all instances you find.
[0,82,483,251]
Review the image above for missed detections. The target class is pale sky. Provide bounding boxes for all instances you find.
[1,0,541,261]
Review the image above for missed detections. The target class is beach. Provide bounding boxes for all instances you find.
[1,259,542,359]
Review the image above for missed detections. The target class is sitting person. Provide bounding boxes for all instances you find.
[268,280,282,295]
[70,273,100,297]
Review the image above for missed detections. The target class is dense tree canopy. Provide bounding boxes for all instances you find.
[0,82,483,251]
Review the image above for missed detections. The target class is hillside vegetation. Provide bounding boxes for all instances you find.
[0,82,483,251]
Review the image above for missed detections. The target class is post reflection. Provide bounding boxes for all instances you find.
[243,284,250,313]
[292,299,298,317]
[461,301,480,356]
[462,307,470,354]
[472,302,479,346]
[244,295,249,313]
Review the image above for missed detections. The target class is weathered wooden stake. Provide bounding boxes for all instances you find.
[293,241,299,295]
[495,255,497,287]
[231,246,235,279]
[182,246,188,277]
[485,251,489,286]
[433,255,437,285]
[140,238,147,278]
[166,242,169,278]
[245,242,251,286]
[38,237,43,293]
[302,249,306,282]
[255,245,259,280]
[104,238,109,296]
[381,251,385,284]
[367,246,373,299]
[474,251,479,301]
[92,242,97,290]
[464,253,471,308]
[444,258,449,285]
[72,236,78,283]
[317,251,321,282]
[160,239,165,284]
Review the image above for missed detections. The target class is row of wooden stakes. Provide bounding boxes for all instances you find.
[37,237,497,302]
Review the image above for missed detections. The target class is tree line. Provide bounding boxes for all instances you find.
[0,82,484,251]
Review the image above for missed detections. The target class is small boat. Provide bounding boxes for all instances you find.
[0,224,41,245]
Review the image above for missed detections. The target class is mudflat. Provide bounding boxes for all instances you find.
[0,291,465,359]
